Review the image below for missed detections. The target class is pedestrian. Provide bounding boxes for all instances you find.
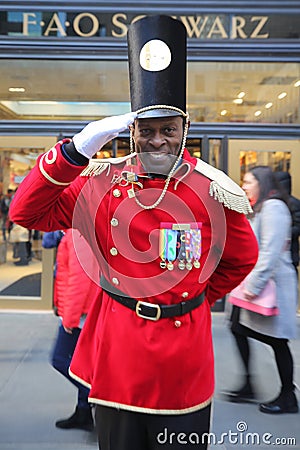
[42,229,65,277]
[224,166,298,414]
[42,229,64,251]
[0,188,13,241]
[8,222,31,266]
[9,15,258,450]
[274,171,300,274]
[51,228,101,430]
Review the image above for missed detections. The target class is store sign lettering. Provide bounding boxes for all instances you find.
[112,14,269,39]
[23,12,100,37]
[21,12,270,39]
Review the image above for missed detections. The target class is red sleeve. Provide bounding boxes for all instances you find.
[205,208,258,305]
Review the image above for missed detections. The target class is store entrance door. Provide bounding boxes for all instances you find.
[0,136,57,310]
[204,136,300,311]
[228,137,300,311]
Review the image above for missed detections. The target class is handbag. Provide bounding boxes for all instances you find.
[227,278,278,316]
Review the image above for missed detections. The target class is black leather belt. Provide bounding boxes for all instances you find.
[100,276,205,321]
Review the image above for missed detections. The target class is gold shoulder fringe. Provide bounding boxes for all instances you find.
[80,161,110,177]
[80,153,137,177]
[195,159,252,215]
[209,180,252,214]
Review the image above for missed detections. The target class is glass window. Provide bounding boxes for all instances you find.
[240,150,291,179]
[0,59,299,124]
[187,61,300,124]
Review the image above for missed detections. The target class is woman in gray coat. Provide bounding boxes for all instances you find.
[226,165,298,414]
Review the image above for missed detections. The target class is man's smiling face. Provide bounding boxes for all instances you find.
[132,116,184,175]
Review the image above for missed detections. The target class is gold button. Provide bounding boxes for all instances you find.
[110,218,119,227]
[174,320,182,328]
[112,277,119,285]
[182,292,189,298]
[110,247,118,256]
[113,189,121,198]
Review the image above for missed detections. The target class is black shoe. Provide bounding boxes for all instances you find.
[55,406,94,431]
[222,381,256,403]
[259,391,299,414]
[14,260,29,266]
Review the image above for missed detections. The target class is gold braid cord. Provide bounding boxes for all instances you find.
[135,104,189,118]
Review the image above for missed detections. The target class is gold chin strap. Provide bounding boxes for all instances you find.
[129,106,190,210]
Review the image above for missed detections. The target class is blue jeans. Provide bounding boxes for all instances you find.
[51,323,90,409]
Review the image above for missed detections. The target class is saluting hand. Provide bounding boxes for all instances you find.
[73,111,137,159]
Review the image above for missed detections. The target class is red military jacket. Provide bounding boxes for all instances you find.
[10,139,258,414]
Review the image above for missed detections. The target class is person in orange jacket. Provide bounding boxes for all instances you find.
[9,16,258,450]
[51,228,101,431]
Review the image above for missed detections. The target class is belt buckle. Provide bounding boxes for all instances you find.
[136,301,161,321]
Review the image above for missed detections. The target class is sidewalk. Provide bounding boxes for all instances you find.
[0,311,299,450]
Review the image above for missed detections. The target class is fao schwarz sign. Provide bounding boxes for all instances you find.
[1,12,300,40]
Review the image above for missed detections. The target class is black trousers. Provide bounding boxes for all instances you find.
[95,403,211,450]
[231,307,295,393]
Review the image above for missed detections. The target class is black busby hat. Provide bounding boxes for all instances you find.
[127,15,187,118]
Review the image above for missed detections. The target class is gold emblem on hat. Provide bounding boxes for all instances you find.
[139,39,172,72]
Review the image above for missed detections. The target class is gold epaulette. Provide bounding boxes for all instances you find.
[80,153,137,177]
[195,159,252,215]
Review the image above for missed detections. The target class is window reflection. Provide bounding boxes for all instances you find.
[0,59,299,124]
[240,150,291,181]
[187,62,300,124]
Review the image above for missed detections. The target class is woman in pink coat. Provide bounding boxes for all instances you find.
[51,228,101,431]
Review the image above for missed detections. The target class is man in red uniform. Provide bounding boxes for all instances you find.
[10,15,258,450]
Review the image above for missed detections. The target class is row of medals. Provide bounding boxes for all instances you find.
[159,227,202,271]
[160,259,201,271]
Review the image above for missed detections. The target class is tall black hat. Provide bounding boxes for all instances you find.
[127,15,187,118]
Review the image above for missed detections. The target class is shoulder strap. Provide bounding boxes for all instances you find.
[195,159,252,215]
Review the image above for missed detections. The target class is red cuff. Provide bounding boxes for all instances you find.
[38,139,87,185]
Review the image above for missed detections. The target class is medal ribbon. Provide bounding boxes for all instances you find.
[185,231,192,261]
[166,230,177,262]
[190,229,201,260]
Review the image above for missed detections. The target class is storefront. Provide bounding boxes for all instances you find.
[0,1,299,309]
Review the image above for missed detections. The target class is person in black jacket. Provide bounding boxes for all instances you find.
[274,171,300,274]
